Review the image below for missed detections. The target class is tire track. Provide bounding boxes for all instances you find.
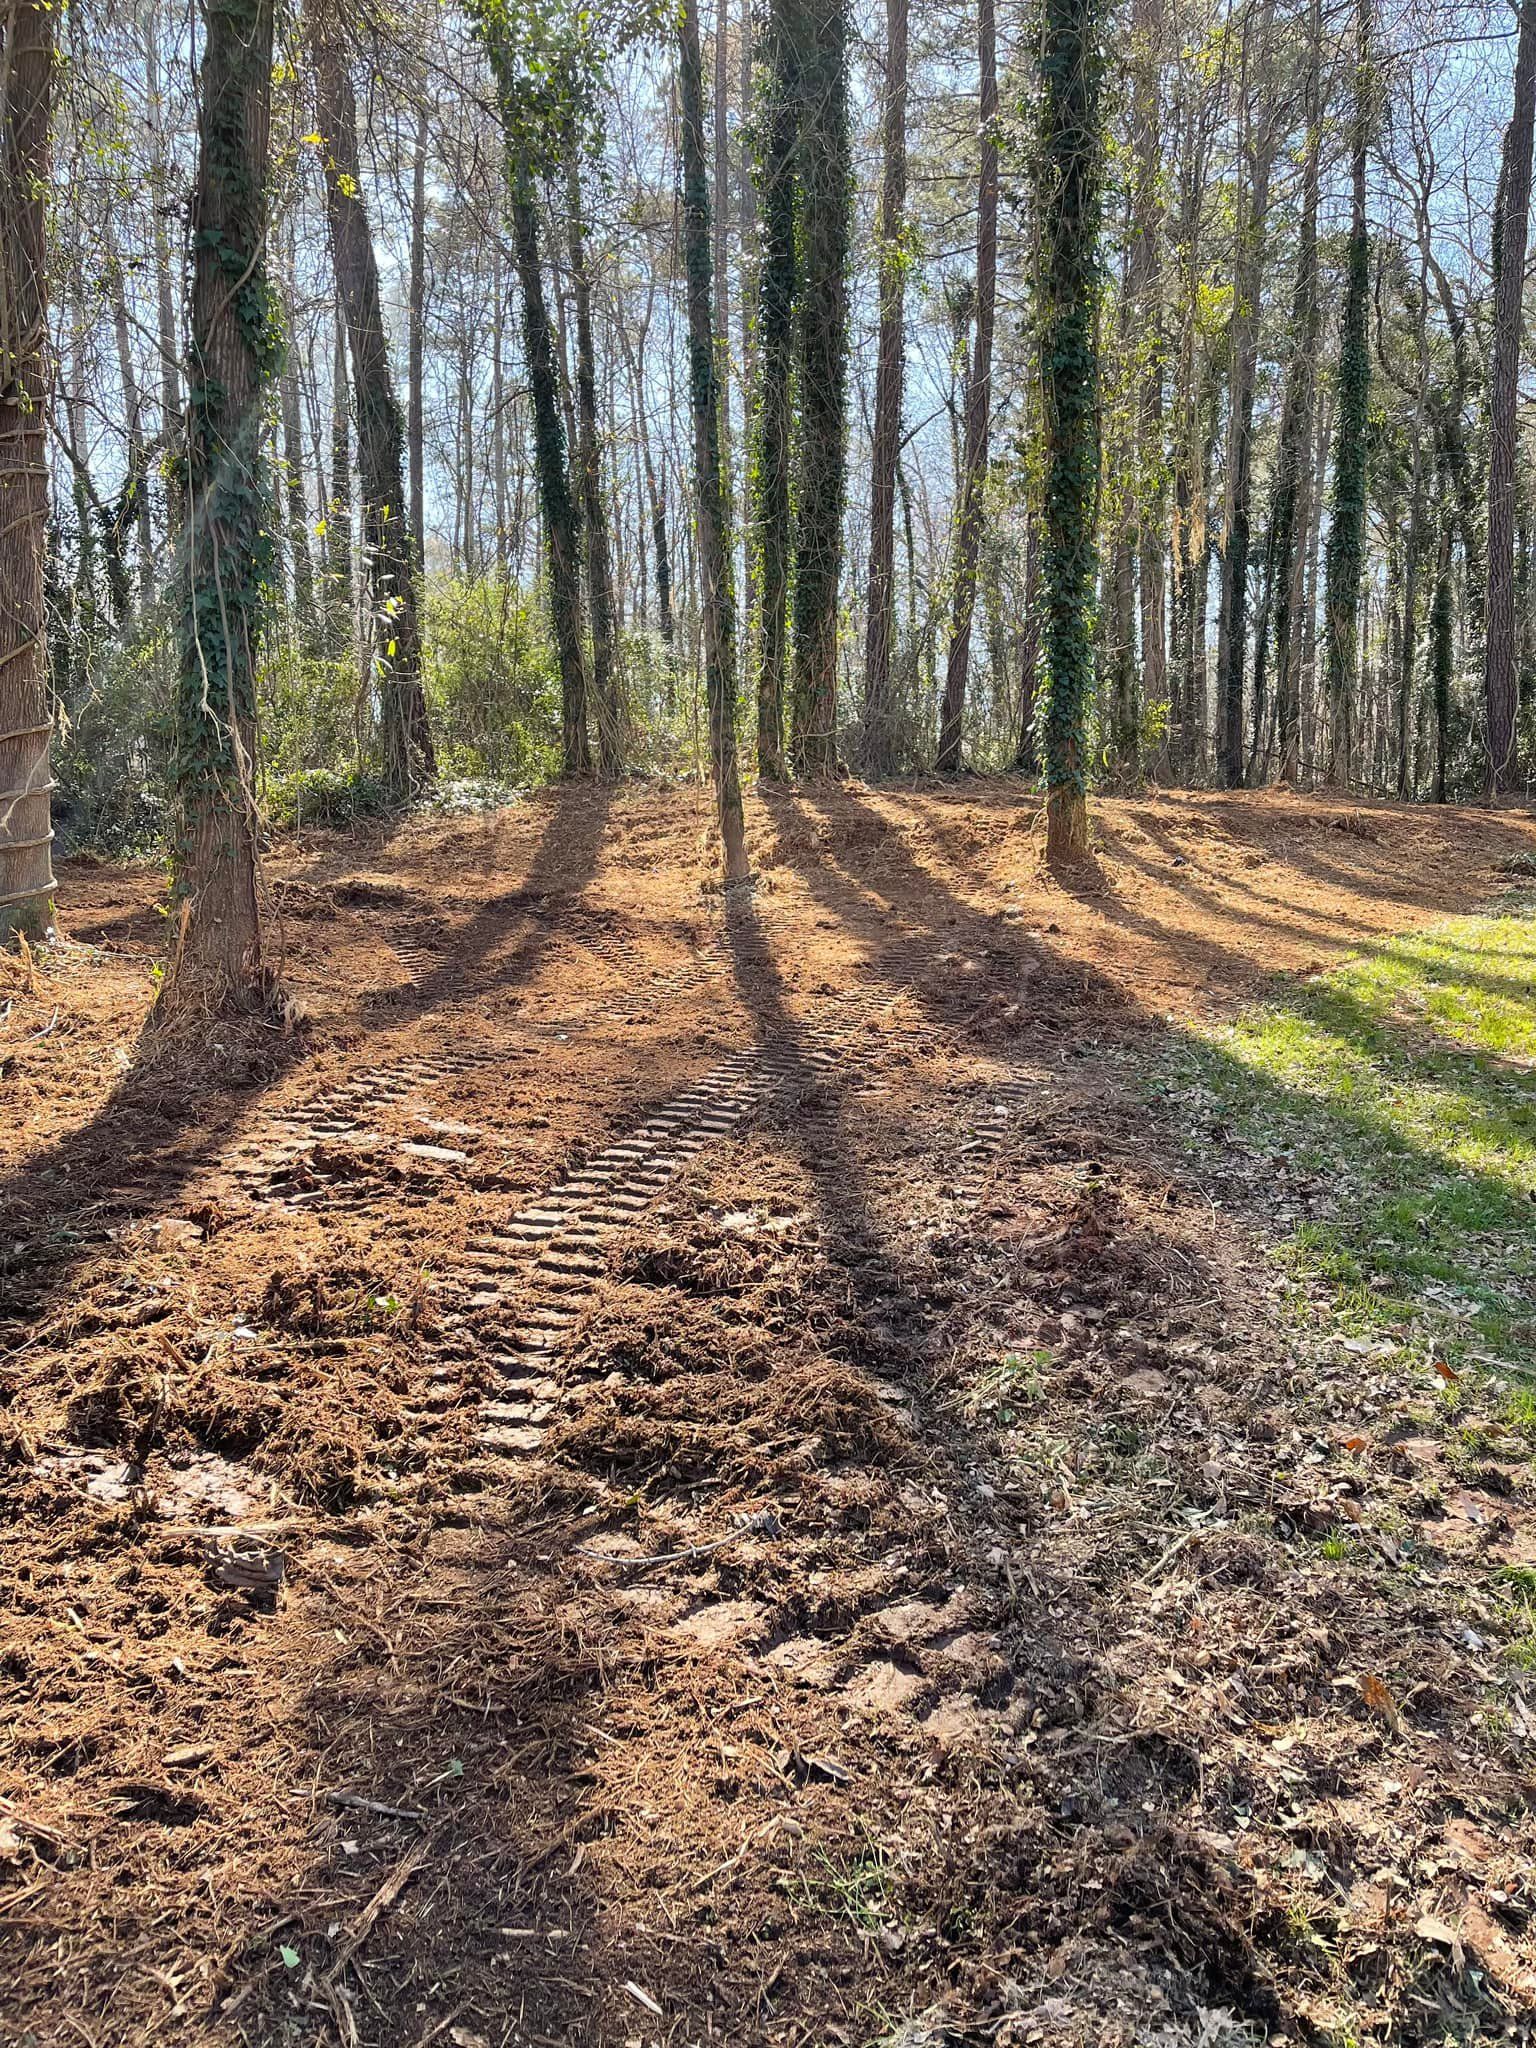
[410,969,1009,1486]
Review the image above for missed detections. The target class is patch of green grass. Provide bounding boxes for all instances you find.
[964,1347,1050,1423]
[791,1836,897,1935]
[1155,901,1536,1388]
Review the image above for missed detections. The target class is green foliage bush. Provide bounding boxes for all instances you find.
[266,765,391,830]
[422,575,561,784]
[52,605,176,857]
[260,643,364,782]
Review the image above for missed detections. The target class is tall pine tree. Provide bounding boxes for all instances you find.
[1322,0,1372,786]
[1035,0,1105,859]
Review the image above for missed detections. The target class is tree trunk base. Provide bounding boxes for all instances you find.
[1045,783,1089,864]
[721,805,750,885]
[1,894,55,944]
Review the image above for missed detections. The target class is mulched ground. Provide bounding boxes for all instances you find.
[3,779,1535,2048]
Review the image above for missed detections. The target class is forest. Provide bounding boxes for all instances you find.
[3,0,1536,2042]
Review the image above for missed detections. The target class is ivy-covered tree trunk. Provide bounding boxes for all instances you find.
[1268,0,1321,783]
[861,0,908,778]
[749,0,798,778]
[1322,0,1372,786]
[0,0,58,941]
[505,143,590,774]
[165,0,277,1011]
[788,0,850,776]
[311,4,435,802]
[1035,0,1104,860]
[936,0,997,773]
[679,0,748,881]
[1485,0,1536,795]
[566,154,624,778]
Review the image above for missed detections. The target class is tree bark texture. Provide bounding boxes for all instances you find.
[936,0,998,773]
[680,0,748,879]
[311,3,435,800]
[0,0,57,937]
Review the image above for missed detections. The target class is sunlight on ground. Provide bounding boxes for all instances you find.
[1161,890,1536,1401]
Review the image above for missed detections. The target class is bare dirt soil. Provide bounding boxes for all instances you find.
[3,780,1535,2048]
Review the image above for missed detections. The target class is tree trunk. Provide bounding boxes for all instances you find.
[566,154,624,777]
[164,0,275,1011]
[1036,0,1104,860]
[621,317,673,653]
[105,229,156,610]
[1215,1,1277,791]
[680,0,748,880]
[1214,257,1262,787]
[492,243,508,572]
[1396,268,1432,799]
[408,103,428,568]
[1268,0,1321,782]
[0,0,57,939]
[1322,0,1372,786]
[862,0,908,777]
[788,0,851,775]
[505,151,590,774]
[1485,0,1536,794]
[750,0,798,777]
[328,305,355,657]
[280,339,316,634]
[712,0,734,547]
[1014,515,1041,771]
[1111,526,1137,769]
[457,324,477,575]
[1129,0,1165,745]
[311,4,435,800]
[1300,384,1331,779]
[1431,502,1453,802]
[936,0,998,773]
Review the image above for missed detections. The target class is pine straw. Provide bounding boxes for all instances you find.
[7,786,1536,2046]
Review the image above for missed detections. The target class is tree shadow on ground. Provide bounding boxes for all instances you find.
[10,790,1533,2047]
[0,782,614,1336]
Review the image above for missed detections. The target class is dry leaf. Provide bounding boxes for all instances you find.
[1415,1912,1464,1969]
[1360,1672,1403,1730]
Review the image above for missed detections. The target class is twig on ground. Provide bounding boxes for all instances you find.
[325,1790,428,1823]
[324,1834,434,1986]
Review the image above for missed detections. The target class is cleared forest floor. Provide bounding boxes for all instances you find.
[4,780,1536,2048]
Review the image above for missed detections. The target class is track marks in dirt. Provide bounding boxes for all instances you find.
[419,1045,833,1483]
[394,971,1047,1756]
[223,1044,504,1210]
